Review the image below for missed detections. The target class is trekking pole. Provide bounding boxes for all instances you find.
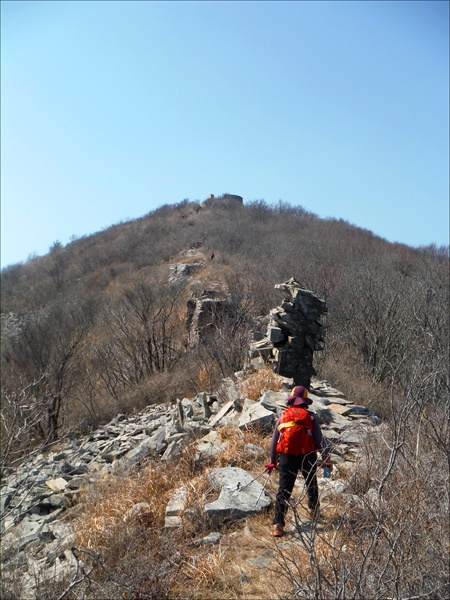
[256,472,271,505]
[236,468,267,492]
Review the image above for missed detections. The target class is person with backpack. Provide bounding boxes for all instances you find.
[265,385,333,537]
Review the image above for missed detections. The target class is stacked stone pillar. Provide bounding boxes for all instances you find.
[252,278,328,389]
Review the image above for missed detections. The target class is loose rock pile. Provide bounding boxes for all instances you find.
[1,375,381,597]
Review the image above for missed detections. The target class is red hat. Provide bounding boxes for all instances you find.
[286,385,312,406]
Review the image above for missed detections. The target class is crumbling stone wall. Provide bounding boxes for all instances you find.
[203,193,243,208]
[186,290,227,347]
[250,278,327,389]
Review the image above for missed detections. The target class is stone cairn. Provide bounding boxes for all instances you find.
[249,277,327,389]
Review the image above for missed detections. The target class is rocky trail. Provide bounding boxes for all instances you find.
[1,374,382,598]
[1,279,383,598]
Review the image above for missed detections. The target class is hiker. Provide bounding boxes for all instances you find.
[265,385,333,537]
[210,251,215,260]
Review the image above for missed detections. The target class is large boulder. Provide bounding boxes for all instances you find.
[205,467,271,522]
[238,400,275,431]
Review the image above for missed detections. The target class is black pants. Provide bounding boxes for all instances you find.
[273,452,319,526]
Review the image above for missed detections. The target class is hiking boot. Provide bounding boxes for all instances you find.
[273,523,284,537]
[307,508,320,521]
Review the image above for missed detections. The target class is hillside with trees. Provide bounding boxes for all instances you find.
[1,195,448,598]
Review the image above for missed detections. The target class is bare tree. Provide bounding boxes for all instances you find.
[94,281,186,400]
[1,300,95,448]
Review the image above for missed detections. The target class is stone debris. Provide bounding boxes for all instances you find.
[0,373,380,597]
[192,531,222,546]
[164,488,187,529]
[1,279,382,598]
[237,401,275,431]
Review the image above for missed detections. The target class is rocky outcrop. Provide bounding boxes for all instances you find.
[168,247,207,282]
[249,278,327,388]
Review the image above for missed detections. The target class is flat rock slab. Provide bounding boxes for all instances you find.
[209,399,235,428]
[326,403,352,415]
[45,478,68,492]
[238,402,275,430]
[340,430,367,444]
[260,390,289,412]
[205,467,271,522]
[346,405,371,416]
[194,430,227,459]
[165,488,187,517]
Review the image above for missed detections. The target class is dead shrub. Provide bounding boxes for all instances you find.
[239,366,281,400]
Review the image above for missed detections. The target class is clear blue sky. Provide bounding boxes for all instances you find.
[1,0,449,268]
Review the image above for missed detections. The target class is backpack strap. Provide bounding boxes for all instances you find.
[277,420,297,431]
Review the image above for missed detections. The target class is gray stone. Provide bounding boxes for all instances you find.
[38,523,56,542]
[205,467,271,522]
[260,390,288,412]
[165,488,187,517]
[52,452,68,462]
[340,429,367,444]
[122,431,165,465]
[12,517,42,551]
[45,478,68,493]
[181,398,194,418]
[161,439,184,461]
[169,263,191,280]
[194,430,227,459]
[176,398,185,425]
[43,507,66,524]
[268,326,285,343]
[321,428,342,441]
[208,399,234,427]
[326,410,352,429]
[197,392,211,418]
[345,405,371,416]
[364,487,379,506]
[194,532,222,546]
[319,479,346,498]
[164,515,183,529]
[238,400,275,431]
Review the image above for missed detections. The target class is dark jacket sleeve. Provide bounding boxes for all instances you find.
[311,413,331,461]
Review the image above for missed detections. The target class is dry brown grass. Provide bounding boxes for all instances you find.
[61,409,450,600]
[68,427,284,599]
[72,464,174,553]
[238,366,282,400]
[215,425,271,469]
[197,366,210,392]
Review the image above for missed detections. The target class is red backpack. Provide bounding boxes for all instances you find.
[276,406,318,455]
